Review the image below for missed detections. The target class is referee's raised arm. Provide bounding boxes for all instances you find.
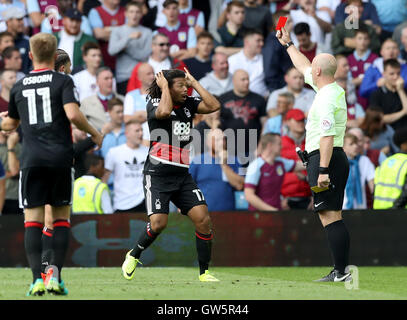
[276,27,311,75]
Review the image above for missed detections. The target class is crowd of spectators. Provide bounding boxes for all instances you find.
[1,0,407,214]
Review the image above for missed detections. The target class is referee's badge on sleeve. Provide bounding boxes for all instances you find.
[321,119,332,131]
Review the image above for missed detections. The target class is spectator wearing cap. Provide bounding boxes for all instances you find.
[107,2,152,96]
[40,0,93,36]
[157,0,197,61]
[54,8,98,70]
[263,92,294,135]
[280,108,312,210]
[88,0,126,71]
[266,67,315,117]
[3,6,31,74]
[0,0,26,30]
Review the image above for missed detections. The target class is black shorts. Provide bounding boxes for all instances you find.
[143,173,207,216]
[19,167,74,209]
[306,147,349,213]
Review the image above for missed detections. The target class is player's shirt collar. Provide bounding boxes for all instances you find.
[30,68,53,73]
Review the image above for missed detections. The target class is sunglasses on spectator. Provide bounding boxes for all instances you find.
[156,43,170,47]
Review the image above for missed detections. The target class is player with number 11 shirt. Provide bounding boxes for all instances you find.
[122,68,221,282]
[1,33,103,296]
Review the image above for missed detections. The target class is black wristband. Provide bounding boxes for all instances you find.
[319,167,329,174]
[7,149,15,152]
[285,41,294,49]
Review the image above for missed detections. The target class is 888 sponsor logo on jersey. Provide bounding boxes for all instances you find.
[173,121,191,141]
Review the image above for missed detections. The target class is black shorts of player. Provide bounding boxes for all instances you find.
[143,173,207,216]
[19,167,74,209]
[306,147,349,213]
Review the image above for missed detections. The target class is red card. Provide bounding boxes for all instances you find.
[276,16,287,31]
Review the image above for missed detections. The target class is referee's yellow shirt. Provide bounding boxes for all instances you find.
[303,67,347,153]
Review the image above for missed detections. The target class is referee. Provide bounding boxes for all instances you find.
[277,27,351,282]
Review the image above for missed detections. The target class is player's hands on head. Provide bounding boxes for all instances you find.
[155,71,168,89]
[184,67,197,87]
[0,111,8,119]
[276,27,291,46]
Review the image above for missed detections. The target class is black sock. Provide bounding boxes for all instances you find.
[51,220,70,280]
[24,221,44,283]
[195,231,213,275]
[41,227,53,274]
[130,223,160,259]
[324,220,350,274]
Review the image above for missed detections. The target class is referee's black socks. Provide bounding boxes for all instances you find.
[130,223,160,259]
[195,231,213,275]
[24,221,43,283]
[324,219,350,274]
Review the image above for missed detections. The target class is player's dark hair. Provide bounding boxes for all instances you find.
[383,58,401,71]
[294,22,310,36]
[107,97,123,111]
[84,154,104,173]
[147,69,185,100]
[1,46,19,60]
[55,48,71,72]
[82,41,100,57]
[163,0,178,8]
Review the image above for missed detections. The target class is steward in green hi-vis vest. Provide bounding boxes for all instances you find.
[373,153,407,209]
[72,176,110,214]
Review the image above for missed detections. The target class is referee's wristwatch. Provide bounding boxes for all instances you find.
[285,41,294,49]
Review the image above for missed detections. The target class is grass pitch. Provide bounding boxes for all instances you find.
[1,266,407,300]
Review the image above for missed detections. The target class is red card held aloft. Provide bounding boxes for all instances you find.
[276,16,287,31]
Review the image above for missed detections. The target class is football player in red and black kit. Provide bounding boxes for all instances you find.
[1,34,103,296]
[122,68,221,282]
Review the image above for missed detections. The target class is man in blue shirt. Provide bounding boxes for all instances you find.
[189,128,244,211]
